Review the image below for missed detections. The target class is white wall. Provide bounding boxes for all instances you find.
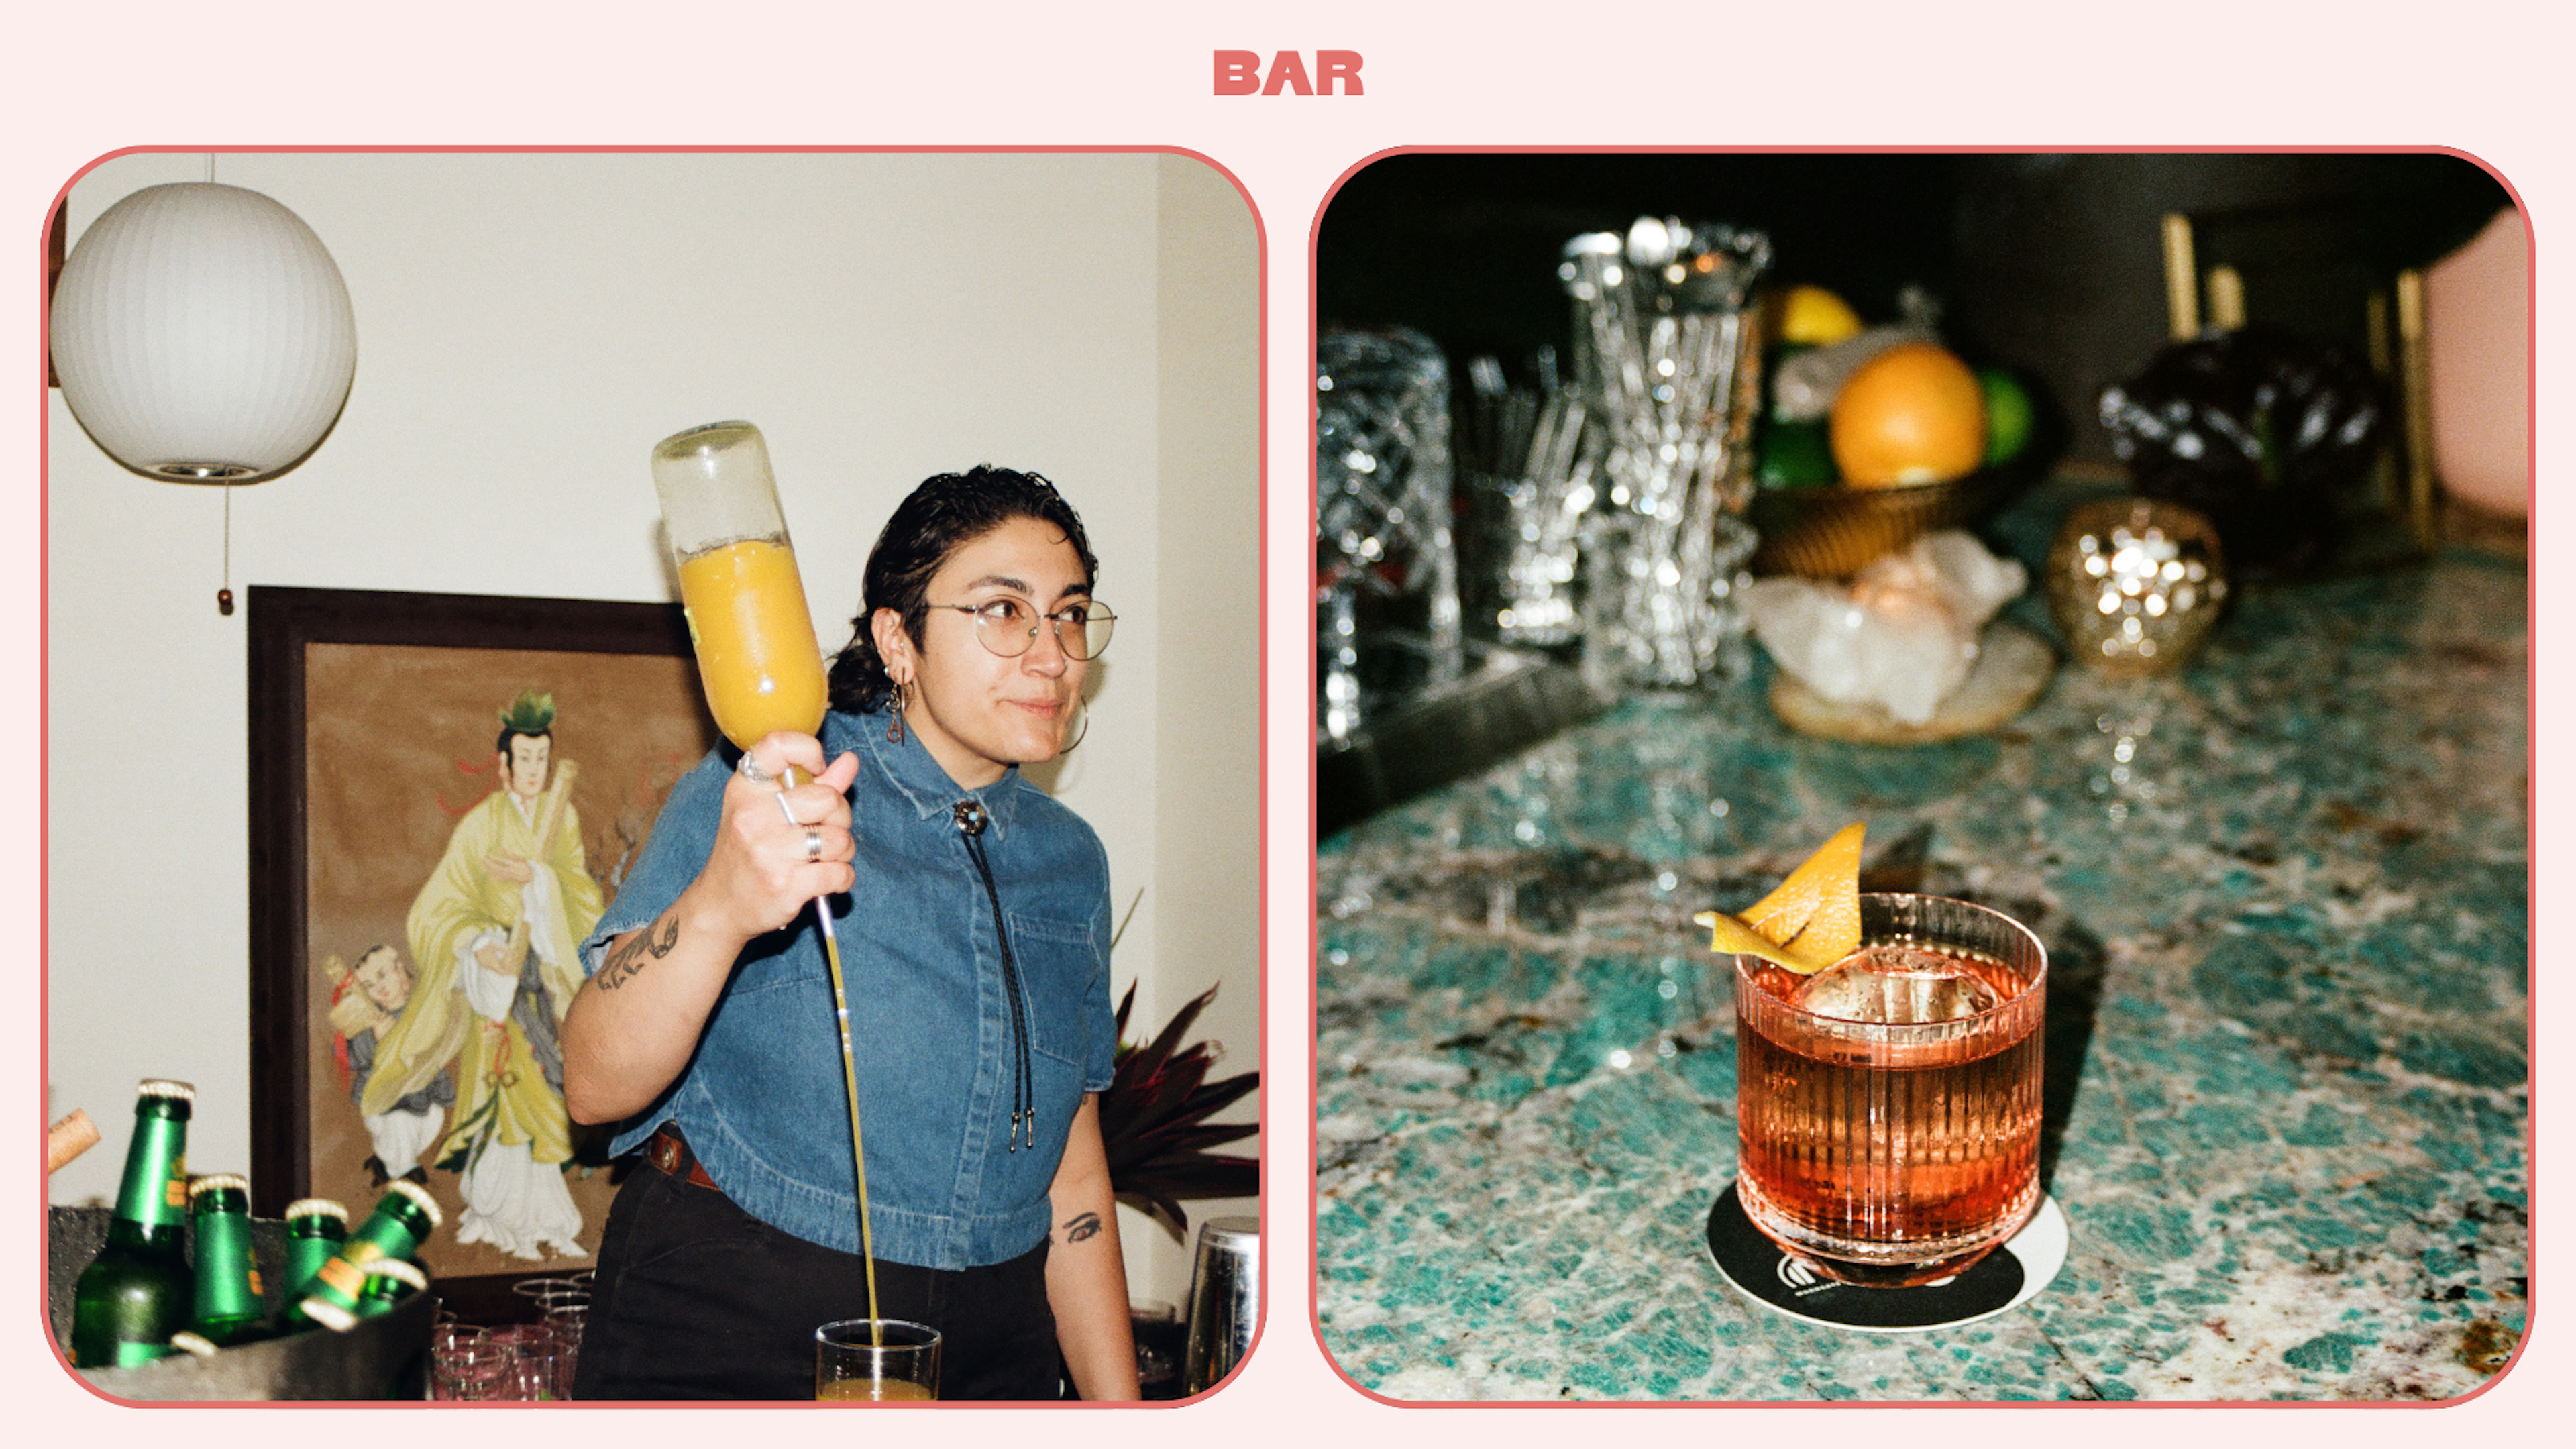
[43,150,1260,1308]
[1125,152,1264,1307]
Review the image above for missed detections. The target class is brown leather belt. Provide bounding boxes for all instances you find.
[644,1124,722,1192]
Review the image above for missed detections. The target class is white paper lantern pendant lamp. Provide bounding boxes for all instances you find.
[49,179,357,614]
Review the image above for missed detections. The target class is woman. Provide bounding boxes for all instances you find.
[561,466,1137,1400]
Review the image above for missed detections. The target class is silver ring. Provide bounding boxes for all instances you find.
[803,828,824,863]
[737,754,772,784]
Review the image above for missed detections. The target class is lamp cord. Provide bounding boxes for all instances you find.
[217,482,235,616]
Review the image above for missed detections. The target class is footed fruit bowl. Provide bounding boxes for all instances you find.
[1747,464,2035,580]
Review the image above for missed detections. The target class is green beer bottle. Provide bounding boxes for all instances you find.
[352,1258,428,1321]
[276,1198,349,1332]
[298,1179,441,1332]
[67,1080,195,1368]
[183,1175,273,1348]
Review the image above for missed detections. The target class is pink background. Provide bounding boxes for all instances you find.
[17,1,2563,1441]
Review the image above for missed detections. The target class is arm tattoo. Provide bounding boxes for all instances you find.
[595,914,680,991]
[1062,1211,1102,1243]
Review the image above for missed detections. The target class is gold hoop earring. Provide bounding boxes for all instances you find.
[886,680,907,743]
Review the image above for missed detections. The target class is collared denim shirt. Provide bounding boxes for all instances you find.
[579,707,1116,1271]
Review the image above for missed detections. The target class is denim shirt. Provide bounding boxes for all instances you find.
[579,707,1116,1270]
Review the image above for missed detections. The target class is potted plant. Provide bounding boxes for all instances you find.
[1098,982,1258,1236]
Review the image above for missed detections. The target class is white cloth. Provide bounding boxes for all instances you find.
[455,856,568,1020]
[505,798,582,1009]
[453,1138,588,1260]
[457,927,518,1020]
[362,1105,445,1177]
[451,907,585,1260]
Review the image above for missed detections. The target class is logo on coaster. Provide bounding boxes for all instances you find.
[1774,1255,1837,1296]
[1705,1181,2063,1334]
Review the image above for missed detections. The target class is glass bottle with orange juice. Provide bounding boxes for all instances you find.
[649,421,829,749]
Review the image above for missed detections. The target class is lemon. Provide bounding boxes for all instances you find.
[1778,284,1863,347]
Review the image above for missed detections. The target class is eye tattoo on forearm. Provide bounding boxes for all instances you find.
[596,915,680,991]
[1063,1212,1102,1242]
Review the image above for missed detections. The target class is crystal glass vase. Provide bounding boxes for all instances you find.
[1560,218,1770,691]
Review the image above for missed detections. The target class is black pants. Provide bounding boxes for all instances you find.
[573,1153,1059,1401]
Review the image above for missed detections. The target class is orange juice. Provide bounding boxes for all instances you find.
[677,536,830,749]
[816,1377,937,1402]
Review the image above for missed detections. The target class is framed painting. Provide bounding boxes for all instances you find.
[247,585,720,1318]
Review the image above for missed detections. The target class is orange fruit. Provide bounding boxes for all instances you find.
[1692,822,1866,975]
[1829,342,1987,488]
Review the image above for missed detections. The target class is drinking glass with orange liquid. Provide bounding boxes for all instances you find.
[816,1320,941,1402]
[1732,894,2047,1286]
[649,421,829,749]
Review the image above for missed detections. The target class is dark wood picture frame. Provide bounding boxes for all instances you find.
[246,584,710,1319]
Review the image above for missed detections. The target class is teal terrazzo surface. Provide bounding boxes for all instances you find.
[1315,506,2527,1402]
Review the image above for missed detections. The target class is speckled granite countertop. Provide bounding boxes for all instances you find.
[1315,497,2528,1401]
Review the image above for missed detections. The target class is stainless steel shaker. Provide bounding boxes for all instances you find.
[1181,1216,1259,1393]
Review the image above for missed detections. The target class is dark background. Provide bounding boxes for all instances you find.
[1316,152,2511,464]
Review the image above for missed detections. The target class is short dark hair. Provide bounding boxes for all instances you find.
[827,466,1099,715]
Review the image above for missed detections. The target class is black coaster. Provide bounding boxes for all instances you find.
[1704,1181,2066,1333]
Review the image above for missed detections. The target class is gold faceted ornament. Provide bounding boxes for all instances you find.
[2045,498,2229,676]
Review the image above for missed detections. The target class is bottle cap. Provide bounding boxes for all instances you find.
[168,1332,220,1358]
[284,1197,349,1224]
[361,1258,429,1291]
[300,1297,358,1333]
[188,1173,250,1199]
[386,1177,445,1228]
[136,1079,197,1102]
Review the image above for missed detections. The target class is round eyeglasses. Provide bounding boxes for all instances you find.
[928,598,1116,661]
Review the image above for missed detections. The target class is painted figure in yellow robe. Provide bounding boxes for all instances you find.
[365,690,604,1260]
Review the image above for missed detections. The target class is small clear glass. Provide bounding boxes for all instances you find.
[1316,327,1460,741]
[431,1329,506,1401]
[815,1318,942,1402]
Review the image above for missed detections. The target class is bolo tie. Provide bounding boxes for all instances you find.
[952,800,1036,1150]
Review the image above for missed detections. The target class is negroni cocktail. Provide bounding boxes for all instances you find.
[1732,892,2046,1286]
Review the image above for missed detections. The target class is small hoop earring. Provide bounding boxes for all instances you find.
[886,680,907,744]
[1059,696,1089,754]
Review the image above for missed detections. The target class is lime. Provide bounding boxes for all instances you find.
[1979,366,2036,467]
[1756,417,1837,488]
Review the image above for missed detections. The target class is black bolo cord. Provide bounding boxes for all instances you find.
[953,800,1036,1150]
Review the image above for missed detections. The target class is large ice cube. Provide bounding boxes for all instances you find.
[1793,944,1998,1024]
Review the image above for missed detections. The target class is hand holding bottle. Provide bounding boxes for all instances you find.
[692,731,861,943]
